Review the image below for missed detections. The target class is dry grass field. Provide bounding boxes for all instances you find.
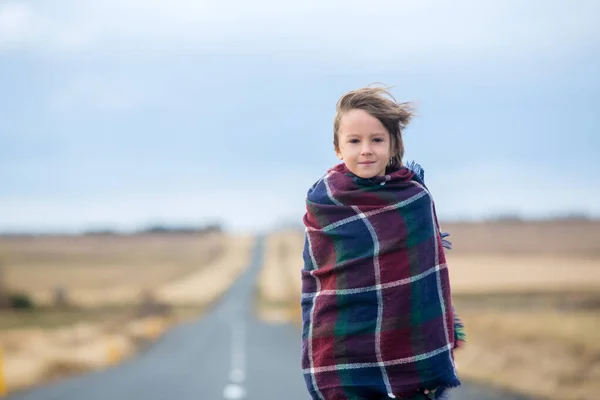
[257,220,600,400]
[0,232,223,306]
[442,220,600,293]
[255,233,302,323]
[0,232,255,393]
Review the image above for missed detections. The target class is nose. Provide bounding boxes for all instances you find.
[361,143,373,155]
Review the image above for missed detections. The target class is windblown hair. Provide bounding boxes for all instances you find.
[333,85,414,170]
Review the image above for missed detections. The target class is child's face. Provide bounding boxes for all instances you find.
[335,109,393,178]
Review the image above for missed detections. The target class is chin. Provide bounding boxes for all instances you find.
[357,173,376,179]
[351,170,379,179]
[345,162,385,179]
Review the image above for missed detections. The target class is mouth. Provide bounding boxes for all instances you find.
[358,161,376,165]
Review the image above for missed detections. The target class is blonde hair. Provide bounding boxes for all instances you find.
[333,85,414,169]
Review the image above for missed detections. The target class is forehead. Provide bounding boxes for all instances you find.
[339,109,388,135]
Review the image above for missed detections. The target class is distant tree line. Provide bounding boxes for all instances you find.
[484,212,595,223]
[0,223,224,237]
[137,223,223,235]
[83,223,223,236]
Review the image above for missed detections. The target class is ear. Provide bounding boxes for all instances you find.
[335,148,343,160]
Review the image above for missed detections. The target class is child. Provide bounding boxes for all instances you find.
[300,85,465,400]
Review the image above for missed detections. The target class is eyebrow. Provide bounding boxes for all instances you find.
[342,132,388,137]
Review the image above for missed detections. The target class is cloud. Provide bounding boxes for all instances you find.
[0,2,94,51]
[2,0,598,64]
[0,3,38,47]
[427,160,600,220]
[2,0,598,232]
[9,0,599,115]
[0,182,309,234]
[47,76,142,112]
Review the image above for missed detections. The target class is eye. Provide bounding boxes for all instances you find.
[349,139,359,144]
[373,137,384,143]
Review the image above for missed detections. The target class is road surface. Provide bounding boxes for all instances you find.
[5,236,530,400]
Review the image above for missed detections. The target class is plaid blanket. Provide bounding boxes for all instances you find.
[300,161,465,400]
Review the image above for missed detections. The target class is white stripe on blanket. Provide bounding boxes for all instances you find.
[306,210,326,400]
[352,204,393,396]
[413,180,456,372]
[306,190,428,233]
[303,343,454,374]
[301,263,448,297]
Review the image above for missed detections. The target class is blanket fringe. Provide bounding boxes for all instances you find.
[440,231,452,250]
[404,161,452,251]
[428,373,462,399]
[453,310,467,349]
[404,160,425,183]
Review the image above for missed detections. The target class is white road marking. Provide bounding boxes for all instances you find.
[223,317,246,398]
[230,368,245,383]
[230,319,246,382]
[223,383,246,400]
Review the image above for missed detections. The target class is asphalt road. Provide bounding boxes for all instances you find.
[6,236,530,400]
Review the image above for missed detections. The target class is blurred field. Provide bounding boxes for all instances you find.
[442,220,600,294]
[0,232,223,306]
[257,220,600,400]
[255,233,302,323]
[0,232,255,393]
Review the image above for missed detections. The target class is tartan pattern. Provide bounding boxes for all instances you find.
[301,162,462,400]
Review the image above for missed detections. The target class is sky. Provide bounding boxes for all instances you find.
[1,0,599,234]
